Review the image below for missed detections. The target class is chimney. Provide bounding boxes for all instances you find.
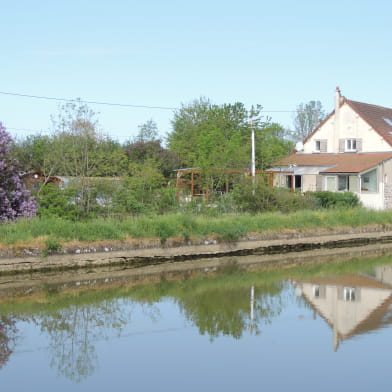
[334,86,342,153]
[335,86,341,112]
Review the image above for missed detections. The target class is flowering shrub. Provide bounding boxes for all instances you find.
[0,123,37,221]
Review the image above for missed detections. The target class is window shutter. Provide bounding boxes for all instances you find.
[337,287,344,300]
[356,139,362,152]
[320,140,327,153]
[339,139,345,153]
[316,175,323,191]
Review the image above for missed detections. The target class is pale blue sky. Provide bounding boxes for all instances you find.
[1,0,391,143]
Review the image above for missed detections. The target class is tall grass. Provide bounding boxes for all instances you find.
[1,207,392,246]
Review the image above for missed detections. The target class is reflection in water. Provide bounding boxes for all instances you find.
[33,299,131,382]
[175,280,284,340]
[2,257,392,384]
[293,265,392,351]
[0,316,17,370]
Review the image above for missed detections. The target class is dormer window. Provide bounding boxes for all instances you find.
[346,139,357,152]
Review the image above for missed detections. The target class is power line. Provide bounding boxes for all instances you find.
[0,90,298,113]
[0,91,178,111]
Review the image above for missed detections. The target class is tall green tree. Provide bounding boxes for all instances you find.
[293,100,326,141]
[168,98,292,172]
[135,119,159,142]
[11,134,54,174]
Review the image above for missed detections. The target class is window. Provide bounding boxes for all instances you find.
[343,287,356,302]
[346,139,357,152]
[337,175,359,192]
[314,140,321,152]
[361,169,377,192]
[326,176,336,191]
[338,176,348,191]
[312,285,326,299]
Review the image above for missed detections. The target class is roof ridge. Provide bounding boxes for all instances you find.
[347,99,392,111]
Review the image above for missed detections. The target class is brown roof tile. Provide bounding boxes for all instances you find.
[347,100,392,146]
[274,152,392,173]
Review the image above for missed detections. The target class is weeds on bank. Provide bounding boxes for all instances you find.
[1,208,392,248]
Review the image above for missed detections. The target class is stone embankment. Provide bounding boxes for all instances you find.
[2,229,392,275]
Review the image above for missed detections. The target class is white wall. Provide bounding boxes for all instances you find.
[303,103,391,153]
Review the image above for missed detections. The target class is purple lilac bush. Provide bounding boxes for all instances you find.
[0,123,37,221]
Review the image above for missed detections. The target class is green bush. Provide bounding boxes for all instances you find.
[310,191,360,208]
[230,178,316,213]
[42,237,62,257]
[35,184,81,220]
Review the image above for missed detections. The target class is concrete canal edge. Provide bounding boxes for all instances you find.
[2,230,392,276]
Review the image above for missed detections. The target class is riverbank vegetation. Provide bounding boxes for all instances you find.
[1,207,392,252]
[0,97,388,255]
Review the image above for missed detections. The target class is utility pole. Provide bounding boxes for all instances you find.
[251,121,256,178]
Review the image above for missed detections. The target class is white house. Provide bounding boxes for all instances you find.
[269,87,392,209]
[293,273,392,351]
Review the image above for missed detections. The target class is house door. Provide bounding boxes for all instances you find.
[294,175,302,191]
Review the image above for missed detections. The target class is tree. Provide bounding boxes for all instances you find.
[254,122,294,170]
[0,123,37,221]
[135,119,159,142]
[168,97,292,174]
[11,134,54,174]
[293,100,326,141]
[113,162,168,214]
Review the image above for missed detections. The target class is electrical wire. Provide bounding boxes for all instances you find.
[0,90,297,112]
[0,91,178,110]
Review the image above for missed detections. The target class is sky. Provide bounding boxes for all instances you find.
[1,0,392,144]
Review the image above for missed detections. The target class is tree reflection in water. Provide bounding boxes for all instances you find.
[0,316,17,370]
[176,282,285,340]
[34,298,131,383]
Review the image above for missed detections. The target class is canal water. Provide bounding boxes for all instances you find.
[1,252,392,391]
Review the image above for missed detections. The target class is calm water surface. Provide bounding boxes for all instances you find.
[1,254,392,391]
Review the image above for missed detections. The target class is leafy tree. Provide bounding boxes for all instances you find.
[255,122,294,169]
[0,124,37,221]
[88,137,128,177]
[168,98,292,171]
[49,100,128,216]
[11,134,54,174]
[50,99,101,178]
[124,139,180,178]
[35,183,80,219]
[114,162,169,214]
[293,100,326,141]
[135,118,159,142]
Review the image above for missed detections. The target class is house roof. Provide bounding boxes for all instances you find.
[303,97,392,147]
[347,100,392,146]
[273,152,392,174]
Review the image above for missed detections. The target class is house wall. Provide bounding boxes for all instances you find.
[381,159,392,209]
[303,103,391,154]
[302,174,317,192]
[272,173,287,188]
[299,283,392,337]
[359,192,384,209]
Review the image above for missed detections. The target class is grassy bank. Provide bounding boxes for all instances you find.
[1,207,392,251]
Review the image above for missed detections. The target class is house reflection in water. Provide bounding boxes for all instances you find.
[293,268,392,351]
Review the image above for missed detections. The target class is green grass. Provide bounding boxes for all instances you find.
[1,207,392,246]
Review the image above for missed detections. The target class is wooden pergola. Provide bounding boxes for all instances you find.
[175,168,277,201]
